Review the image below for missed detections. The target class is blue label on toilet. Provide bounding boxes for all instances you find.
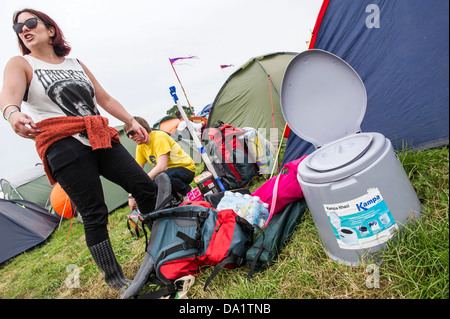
[324,188,398,250]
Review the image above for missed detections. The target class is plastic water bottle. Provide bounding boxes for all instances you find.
[217,192,261,226]
[217,192,236,211]
[251,196,268,228]
[260,203,269,228]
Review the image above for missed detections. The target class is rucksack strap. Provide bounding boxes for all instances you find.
[203,253,244,291]
[247,225,265,280]
[265,170,282,227]
[120,253,155,299]
[177,231,204,249]
[136,283,179,299]
[155,231,204,268]
[136,275,195,299]
[235,215,254,236]
[145,209,209,224]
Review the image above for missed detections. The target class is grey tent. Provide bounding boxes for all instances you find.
[0,199,60,264]
[206,52,298,147]
[0,164,52,209]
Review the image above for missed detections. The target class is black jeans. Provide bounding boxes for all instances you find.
[165,166,195,196]
[47,138,157,247]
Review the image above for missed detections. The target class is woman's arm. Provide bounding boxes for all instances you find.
[0,56,41,139]
[78,60,148,141]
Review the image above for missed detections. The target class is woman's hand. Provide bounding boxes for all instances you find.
[8,111,41,139]
[128,117,148,141]
[128,196,137,210]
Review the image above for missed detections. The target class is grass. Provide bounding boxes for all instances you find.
[0,146,448,299]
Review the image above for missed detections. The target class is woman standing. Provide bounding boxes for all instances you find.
[0,9,158,292]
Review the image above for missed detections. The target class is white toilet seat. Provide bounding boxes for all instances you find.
[299,132,387,183]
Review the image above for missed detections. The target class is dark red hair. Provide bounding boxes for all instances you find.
[13,8,71,57]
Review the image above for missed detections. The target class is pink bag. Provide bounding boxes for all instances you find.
[251,155,307,226]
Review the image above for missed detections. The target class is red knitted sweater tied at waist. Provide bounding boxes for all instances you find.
[34,115,120,185]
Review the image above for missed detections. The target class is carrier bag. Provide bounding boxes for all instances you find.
[203,122,258,190]
[121,202,253,299]
[251,155,307,226]
[246,199,307,279]
[127,209,144,237]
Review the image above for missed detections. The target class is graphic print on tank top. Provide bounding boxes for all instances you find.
[34,68,100,117]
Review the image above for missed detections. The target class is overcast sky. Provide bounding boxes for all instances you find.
[0,0,322,181]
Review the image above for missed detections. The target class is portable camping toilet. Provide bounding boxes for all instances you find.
[281,49,422,265]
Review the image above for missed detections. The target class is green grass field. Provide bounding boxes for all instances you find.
[0,147,448,299]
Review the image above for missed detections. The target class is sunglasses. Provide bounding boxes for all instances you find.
[13,17,46,34]
[126,129,137,139]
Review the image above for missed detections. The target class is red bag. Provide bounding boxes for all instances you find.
[251,155,307,226]
[179,201,211,208]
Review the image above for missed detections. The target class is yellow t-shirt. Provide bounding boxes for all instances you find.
[135,130,196,172]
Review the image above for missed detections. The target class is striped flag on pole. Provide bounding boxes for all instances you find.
[169,55,198,64]
[220,64,234,69]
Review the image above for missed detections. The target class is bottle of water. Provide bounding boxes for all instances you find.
[217,192,260,225]
[251,196,268,228]
[260,203,269,227]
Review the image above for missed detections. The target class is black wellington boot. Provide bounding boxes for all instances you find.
[88,239,130,291]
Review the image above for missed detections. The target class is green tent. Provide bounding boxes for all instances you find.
[0,165,52,208]
[206,52,298,147]
[0,125,148,213]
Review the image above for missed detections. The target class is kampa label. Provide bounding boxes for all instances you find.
[324,188,398,250]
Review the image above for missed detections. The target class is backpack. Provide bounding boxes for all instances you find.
[203,122,258,190]
[121,201,253,299]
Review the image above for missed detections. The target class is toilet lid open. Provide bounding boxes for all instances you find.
[281,49,367,149]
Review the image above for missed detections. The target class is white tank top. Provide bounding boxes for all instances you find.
[22,55,101,146]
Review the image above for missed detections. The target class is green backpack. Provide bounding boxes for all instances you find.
[246,199,307,278]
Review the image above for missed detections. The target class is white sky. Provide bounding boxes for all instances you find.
[0,0,323,180]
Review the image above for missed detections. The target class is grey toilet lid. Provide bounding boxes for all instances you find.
[281,49,367,149]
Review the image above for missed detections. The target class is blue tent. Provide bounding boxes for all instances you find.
[198,103,212,118]
[0,199,59,264]
[282,0,449,166]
